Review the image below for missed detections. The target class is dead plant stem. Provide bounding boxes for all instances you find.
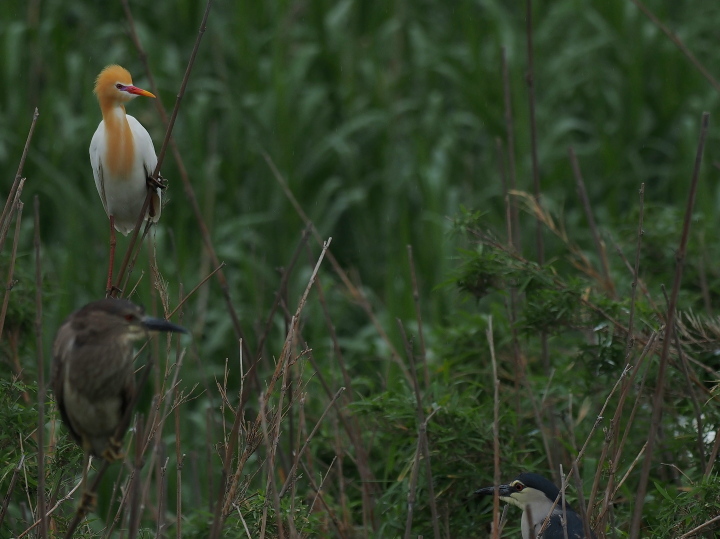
[0,200,23,341]
[569,147,614,296]
[500,48,520,248]
[487,317,501,539]
[113,0,214,297]
[278,388,345,498]
[398,320,440,539]
[33,197,46,539]
[630,112,709,539]
[630,0,720,94]
[0,109,37,253]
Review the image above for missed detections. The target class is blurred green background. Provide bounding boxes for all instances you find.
[1,0,719,343]
[1,0,716,329]
[2,0,720,537]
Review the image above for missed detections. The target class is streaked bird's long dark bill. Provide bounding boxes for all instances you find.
[142,317,188,334]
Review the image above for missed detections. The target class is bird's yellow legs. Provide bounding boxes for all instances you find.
[100,436,125,463]
[77,438,125,516]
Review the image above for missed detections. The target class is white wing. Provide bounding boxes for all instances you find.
[127,115,162,223]
[89,121,109,216]
[126,115,158,177]
[89,115,162,233]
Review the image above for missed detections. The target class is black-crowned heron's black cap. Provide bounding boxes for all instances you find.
[474,472,596,539]
[52,298,188,460]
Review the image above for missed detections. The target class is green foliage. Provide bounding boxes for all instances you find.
[652,476,720,538]
[0,378,38,466]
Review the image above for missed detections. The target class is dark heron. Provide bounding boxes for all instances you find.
[475,472,596,538]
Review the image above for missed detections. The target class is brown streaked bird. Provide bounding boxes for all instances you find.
[89,65,163,292]
[51,298,187,502]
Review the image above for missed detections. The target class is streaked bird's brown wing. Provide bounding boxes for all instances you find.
[51,322,83,447]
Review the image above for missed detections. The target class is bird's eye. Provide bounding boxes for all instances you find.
[124,314,135,322]
[115,83,123,89]
[515,483,525,491]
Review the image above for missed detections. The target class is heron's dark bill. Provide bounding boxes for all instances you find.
[141,316,188,334]
[475,484,513,498]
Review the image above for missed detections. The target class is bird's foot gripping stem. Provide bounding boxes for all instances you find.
[101,437,125,463]
[146,173,167,191]
[78,489,98,516]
